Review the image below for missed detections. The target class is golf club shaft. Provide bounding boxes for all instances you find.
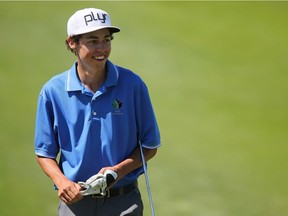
[139,143,156,216]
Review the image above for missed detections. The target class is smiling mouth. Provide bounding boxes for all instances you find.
[93,56,105,61]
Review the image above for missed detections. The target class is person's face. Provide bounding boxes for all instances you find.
[70,28,112,70]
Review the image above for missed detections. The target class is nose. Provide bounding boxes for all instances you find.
[95,41,109,51]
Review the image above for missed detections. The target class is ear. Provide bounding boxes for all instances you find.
[67,37,77,49]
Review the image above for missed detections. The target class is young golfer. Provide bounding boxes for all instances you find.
[34,8,161,216]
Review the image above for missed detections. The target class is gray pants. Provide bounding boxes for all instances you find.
[58,188,143,216]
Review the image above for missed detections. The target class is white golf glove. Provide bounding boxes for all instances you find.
[78,170,118,196]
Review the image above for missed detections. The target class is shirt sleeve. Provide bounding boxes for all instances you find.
[135,80,161,149]
[34,87,59,159]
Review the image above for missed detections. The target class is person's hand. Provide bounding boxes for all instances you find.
[98,167,119,189]
[57,178,83,204]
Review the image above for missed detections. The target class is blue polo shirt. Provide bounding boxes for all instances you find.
[34,60,161,187]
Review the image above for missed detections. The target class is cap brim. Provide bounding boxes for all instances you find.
[72,26,120,36]
[109,27,121,33]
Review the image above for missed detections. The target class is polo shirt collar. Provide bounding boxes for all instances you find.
[66,62,82,92]
[66,60,119,92]
[105,60,119,87]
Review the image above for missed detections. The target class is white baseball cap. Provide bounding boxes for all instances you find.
[67,8,120,37]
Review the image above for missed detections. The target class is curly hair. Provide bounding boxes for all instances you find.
[65,35,82,55]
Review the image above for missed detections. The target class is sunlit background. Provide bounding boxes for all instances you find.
[0,1,287,216]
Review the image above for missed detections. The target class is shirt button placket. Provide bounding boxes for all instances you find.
[91,97,97,120]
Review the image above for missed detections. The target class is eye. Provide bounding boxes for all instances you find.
[90,40,98,44]
[103,38,111,44]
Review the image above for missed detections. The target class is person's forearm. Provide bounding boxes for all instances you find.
[36,156,83,204]
[36,156,68,187]
[113,147,157,179]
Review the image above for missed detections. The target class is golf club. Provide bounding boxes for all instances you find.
[139,143,156,216]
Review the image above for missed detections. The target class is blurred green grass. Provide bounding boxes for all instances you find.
[0,1,287,216]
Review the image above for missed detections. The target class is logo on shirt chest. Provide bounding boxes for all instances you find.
[112,99,123,115]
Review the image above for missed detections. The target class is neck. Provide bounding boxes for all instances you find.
[77,62,106,93]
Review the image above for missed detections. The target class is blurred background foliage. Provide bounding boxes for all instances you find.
[0,1,287,216]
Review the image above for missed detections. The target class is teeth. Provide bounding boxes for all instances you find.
[94,56,105,60]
